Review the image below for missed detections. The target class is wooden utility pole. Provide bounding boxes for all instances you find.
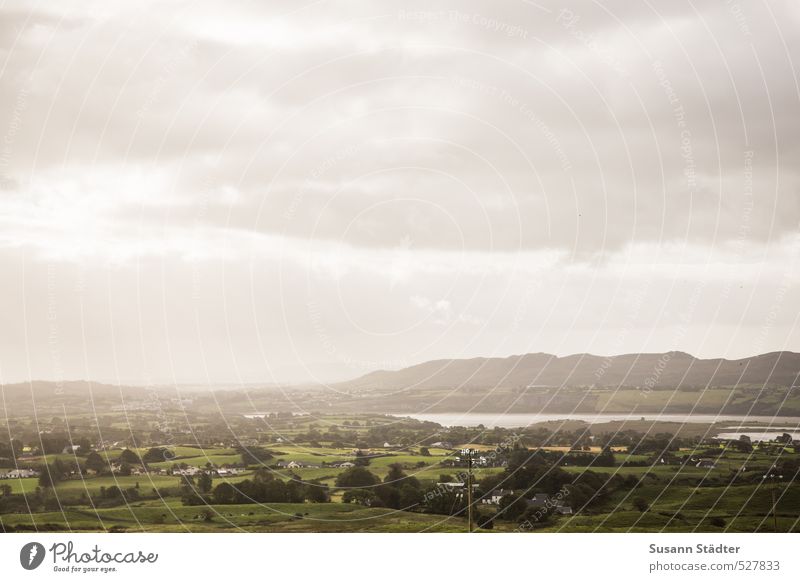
[771,485,778,532]
[763,469,783,532]
[462,448,474,533]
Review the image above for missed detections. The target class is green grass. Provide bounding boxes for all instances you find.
[3,477,38,494]
[2,473,255,499]
[540,481,800,532]
[0,500,491,533]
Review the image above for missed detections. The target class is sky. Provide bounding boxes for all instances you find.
[0,0,799,386]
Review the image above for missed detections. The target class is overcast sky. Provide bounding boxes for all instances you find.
[1,0,799,385]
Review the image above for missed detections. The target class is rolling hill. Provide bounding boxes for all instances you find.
[343,351,800,391]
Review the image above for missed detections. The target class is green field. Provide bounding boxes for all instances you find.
[0,500,488,533]
[3,411,798,533]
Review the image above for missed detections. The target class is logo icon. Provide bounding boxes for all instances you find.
[20,542,46,570]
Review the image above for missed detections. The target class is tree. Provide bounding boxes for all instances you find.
[262,479,290,502]
[38,463,62,488]
[422,488,465,516]
[384,463,407,484]
[197,471,213,494]
[118,449,141,465]
[596,446,615,467]
[10,439,23,458]
[397,483,423,509]
[632,497,649,512]
[353,450,371,467]
[420,447,431,457]
[106,485,123,499]
[238,446,273,466]
[375,484,400,508]
[304,482,330,503]
[498,493,528,521]
[335,466,379,488]
[252,468,275,484]
[180,475,204,505]
[520,504,553,527]
[477,511,495,530]
[84,451,107,473]
[286,479,305,503]
[0,484,12,497]
[143,447,172,464]
[212,482,237,504]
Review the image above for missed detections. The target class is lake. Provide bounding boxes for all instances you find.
[390,412,800,429]
[716,431,800,441]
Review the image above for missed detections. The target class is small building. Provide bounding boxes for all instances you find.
[527,493,573,515]
[2,468,39,479]
[484,489,514,505]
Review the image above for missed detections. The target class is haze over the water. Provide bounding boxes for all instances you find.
[1,0,799,385]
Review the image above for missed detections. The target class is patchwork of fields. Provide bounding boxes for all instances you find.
[2,413,798,532]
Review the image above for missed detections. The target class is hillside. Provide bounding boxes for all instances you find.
[344,351,800,391]
[324,351,800,415]
[0,381,154,416]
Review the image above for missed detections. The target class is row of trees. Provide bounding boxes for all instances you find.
[194,468,329,505]
[335,465,424,509]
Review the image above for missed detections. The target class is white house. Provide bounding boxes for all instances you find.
[484,489,514,504]
[2,468,39,479]
[173,466,202,476]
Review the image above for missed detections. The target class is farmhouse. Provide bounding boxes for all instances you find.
[483,489,514,504]
[173,466,202,476]
[527,493,573,514]
[1,468,39,479]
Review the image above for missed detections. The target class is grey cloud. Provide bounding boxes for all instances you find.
[1,0,799,382]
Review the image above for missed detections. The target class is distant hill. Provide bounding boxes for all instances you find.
[0,381,152,416]
[343,351,800,390]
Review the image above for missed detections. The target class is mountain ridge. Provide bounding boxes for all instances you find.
[342,350,800,390]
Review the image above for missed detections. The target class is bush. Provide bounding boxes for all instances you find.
[477,512,494,530]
